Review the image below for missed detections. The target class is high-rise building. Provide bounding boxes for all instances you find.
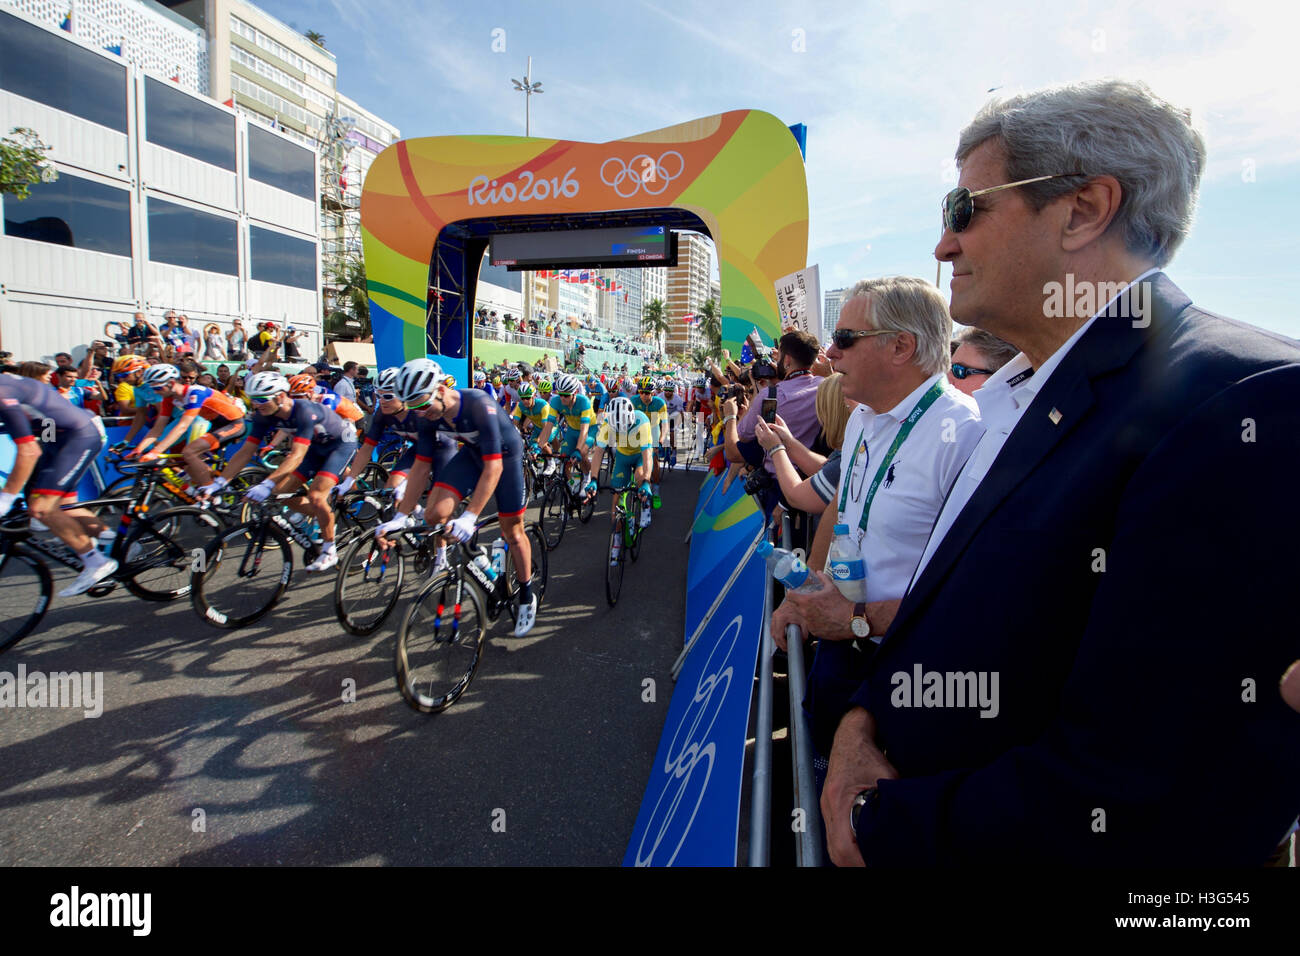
[664,232,712,355]
[0,0,400,359]
[0,2,322,359]
[824,287,848,335]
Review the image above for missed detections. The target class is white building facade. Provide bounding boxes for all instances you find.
[0,4,320,361]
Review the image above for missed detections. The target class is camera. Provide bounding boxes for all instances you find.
[723,384,746,401]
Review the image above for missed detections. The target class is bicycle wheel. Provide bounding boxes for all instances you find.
[191,519,293,628]
[359,461,388,493]
[525,522,548,603]
[395,569,487,713]
[540,481,567,549]
[0,543,53,653]
[597,447,614,489]
[577,484,596,524]
[334,534,405,636]
[121,506,224,601]
[604,517,624,606]
[627,494,644,563]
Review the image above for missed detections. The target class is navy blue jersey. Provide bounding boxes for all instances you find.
[248,398,347,446]
[362,408,422,446]
[0,373,96,441]
[415,388,521,462]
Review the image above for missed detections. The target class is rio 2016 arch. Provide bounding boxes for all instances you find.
[359,109,809,382]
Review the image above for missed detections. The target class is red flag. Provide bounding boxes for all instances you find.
[223,97,234,107]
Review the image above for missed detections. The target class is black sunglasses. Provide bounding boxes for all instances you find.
[942,173,1085,234]
[831,328,897,350]
[950,362,994,379]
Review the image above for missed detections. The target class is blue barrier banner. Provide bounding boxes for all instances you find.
[3,424,139,499]
[624,473,764,866]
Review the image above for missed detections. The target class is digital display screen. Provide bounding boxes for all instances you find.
[490,226,677,269]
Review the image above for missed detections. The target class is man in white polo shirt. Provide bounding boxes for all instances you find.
[773,275,984,752]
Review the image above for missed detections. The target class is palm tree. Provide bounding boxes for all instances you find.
[697,297,721,360]
[305,30,326,48]
[331,255,370,338]
[641,297,669,352]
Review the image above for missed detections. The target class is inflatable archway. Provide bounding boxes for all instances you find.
[360,110,809,380]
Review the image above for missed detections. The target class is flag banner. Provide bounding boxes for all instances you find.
[774,264,821,336]
[624,473,764,866]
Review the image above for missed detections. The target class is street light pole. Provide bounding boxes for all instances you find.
[510,56,543,137]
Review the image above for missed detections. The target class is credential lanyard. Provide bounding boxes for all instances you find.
[839,380,945,533]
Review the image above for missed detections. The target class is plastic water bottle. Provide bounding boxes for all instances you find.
[489,537,507,574]
[471,551,498,581]
[755,540,824,594]
[827,525,868,603]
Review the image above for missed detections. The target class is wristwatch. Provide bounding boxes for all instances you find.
[849,602,871,638]
[850,786,878,838]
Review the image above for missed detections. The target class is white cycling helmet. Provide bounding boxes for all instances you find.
[506,367,522,382]
[377,366,401,392]
[473,369,486,383]
[607,396,636,432]
[395,357,444,404]
[141,364,180,388]
[245,370,291,399]
[553,373,579,396]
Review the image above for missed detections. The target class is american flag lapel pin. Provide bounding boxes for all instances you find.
[1048,407,1063,425]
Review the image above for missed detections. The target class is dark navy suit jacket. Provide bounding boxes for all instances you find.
[841,273,1300,865]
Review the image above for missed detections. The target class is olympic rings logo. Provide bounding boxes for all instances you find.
[600,151,685,198]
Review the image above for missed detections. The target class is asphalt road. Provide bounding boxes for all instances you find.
[0,466,705,866]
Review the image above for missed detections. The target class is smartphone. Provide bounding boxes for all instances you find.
[761,397,779,423]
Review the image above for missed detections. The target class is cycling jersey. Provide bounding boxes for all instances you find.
[511,397,556,435]
[595,410,654,457]
[162,384,246,426]
[631,394,668,444]
[417,389,526,516]
[663,393,686,415]
[364,408,451,478]
[362,408,422,445]
[314,390,364,422]
[548,393,594,432]
[0,374,105,496]
[248,399,350,447]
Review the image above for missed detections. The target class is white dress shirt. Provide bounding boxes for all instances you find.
[913,268,1161,581]
[836,373,984,605]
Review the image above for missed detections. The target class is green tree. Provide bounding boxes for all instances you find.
[305,30,326,48]
[697,297,721,360]
[330,256,370,338]
[641,297,669,349]
[1,127,56,200]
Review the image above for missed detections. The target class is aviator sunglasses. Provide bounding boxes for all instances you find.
[942,173,1085,234]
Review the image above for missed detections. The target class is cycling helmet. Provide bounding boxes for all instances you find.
[377,367,401,392]
[112,355,149,377]
[245,370,291,399]
[607,396,636,432]
[506,368,522,383]
[288,373,316,397]
[637,375,654,391]
[662,380,676,392]
[443,375,457,388]
[537,377,553,395]
[694,376,707,389]
[518,382,535,401]
[395,357,444,404]
[141,363,180,388]
[553,373,578,396]
[473,369,487,383]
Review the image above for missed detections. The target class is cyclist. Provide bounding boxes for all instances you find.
[511,381,558,486]
[535,373,594,494]
[129,364,249,486]
[373,359,537,636]
[0,371,116,595]
[200,370,358,572]
[502,367,523,411]
[661,379,685,466]
[583,396,654,564]
[109,353,149,416]
[288,373,363,422]
[630,375,668,508]
[586,373,608,413]
[337,366,455,503]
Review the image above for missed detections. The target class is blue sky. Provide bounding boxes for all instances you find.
[259,0,1300,338]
